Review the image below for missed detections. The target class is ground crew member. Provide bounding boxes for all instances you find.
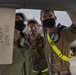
[21,19,48,75]
[40,10,76,75]
[0,12,26,75]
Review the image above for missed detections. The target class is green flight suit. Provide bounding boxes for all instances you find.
[0,42,25,75]
[22,34,47,75]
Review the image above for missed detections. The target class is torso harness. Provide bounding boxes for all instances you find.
[47,24,71,61]
[32,35,48,75]
[47,31,71,61]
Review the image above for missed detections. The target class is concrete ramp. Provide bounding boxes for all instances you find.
[70,56,76,75]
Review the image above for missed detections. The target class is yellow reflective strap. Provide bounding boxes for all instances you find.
[41,68,48,73]
[33,68,48,74]
[33,70,39,73]
[47,33,71,61]
[59,54,71,61]
[69,54,71,58]
[47,33,62,55]
[59,53,63,57]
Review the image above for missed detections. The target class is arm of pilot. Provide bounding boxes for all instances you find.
[67,11,76,24]
[66,11,76,43]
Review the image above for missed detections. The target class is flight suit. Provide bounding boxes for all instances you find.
[44,24,76,75]
[0,41,25,75]
[23,34,48,75]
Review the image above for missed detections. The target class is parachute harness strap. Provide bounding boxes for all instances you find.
[47,33,71,61]
[33,68,48,74]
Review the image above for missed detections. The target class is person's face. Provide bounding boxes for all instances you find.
[40,10,57,29]
[15,15,23,40]
[41,10,55,21]
[15,15,23,21]
[27,23,39,40]
[15,15,25,33]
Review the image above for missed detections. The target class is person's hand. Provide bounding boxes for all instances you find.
[67,11,76,24]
